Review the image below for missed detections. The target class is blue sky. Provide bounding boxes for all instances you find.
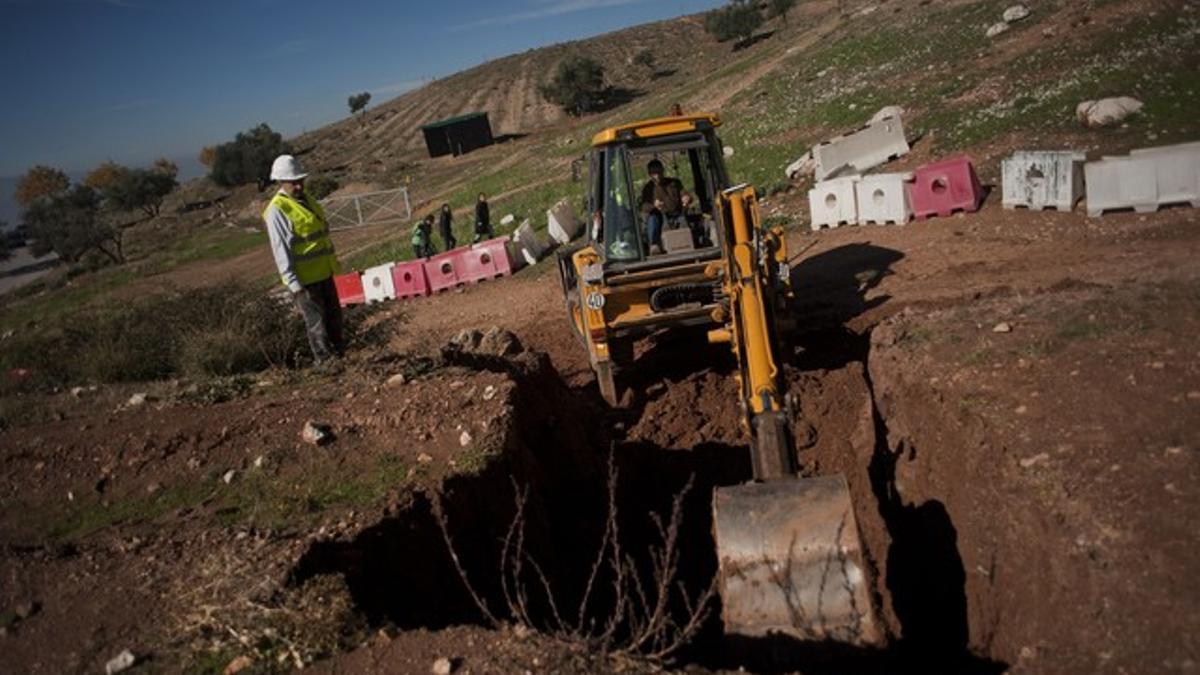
[0,0,725,190]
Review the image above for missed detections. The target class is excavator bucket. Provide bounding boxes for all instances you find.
[713,475,883,646]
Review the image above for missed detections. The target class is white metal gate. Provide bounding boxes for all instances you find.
[321,187,412,230]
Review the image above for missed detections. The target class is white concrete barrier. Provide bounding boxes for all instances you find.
[512,219,552,266]
[855,172,913,225]
[1129,142,1200,208]
[363,263,396,303]
[1001,150,1086,211]
[809,175,861,229]
[1086,141,1200,217]
[812,116,909,181]
[547,198,583,244]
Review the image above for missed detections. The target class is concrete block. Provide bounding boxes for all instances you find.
[1001,151,1086,211]
[1129,142,1200,208]
[911,155,985,219]
[333,272,365,306]
[547,199,583,244]
[808,175,861,229]
[812,116,909,181]
[362,263,396,303]
[1085,156,1161,217]
[390,261,429,300]
[662,228,695,253]
[855,172,914,225]
[512,218,551,266]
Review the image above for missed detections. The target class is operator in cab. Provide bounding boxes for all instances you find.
[639,158,692,255]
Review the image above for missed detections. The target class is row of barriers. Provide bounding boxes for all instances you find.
[809,155,986,228]
[808,140,1198,228]
[332,236,520,306]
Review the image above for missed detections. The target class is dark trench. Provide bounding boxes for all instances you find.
[289,243,1009,673]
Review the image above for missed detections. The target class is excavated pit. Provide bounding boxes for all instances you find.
[289,243,1017,672]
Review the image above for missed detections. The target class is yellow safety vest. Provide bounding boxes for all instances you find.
[264,190,339,286]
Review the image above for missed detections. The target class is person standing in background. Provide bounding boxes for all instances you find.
[262,154,343,365]
[473,192,493,243]
[411,213,435,259]
[438,202,456,250]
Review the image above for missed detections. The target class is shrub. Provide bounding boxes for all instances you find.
[306,175,339,200]
[210,124,290,190]
[0,283,305,389]
[24,185,124,264]
[101,166,178,218]
[198,146,217,169]
[704,1,764,44]
[539,56,607,116]
[767,0,796,25]
[14,165,70,210]
[632,49,655,71]
[348,92,371,121]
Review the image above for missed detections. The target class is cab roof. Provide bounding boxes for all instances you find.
[591,113,722,147]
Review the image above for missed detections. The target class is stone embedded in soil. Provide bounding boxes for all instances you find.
[459,430,473,447]
[105,650,137,675]
[1004,4,1030,22]
[127,393,149,407]
[222,470,236,484]
[302,421,333,446]
[387,373,406,386]
[987,21,1010,38]
[13,600,38,620]
[993,321,1013,333]
[431,657,455,675]
[222,655,254,674]
[417,453,433,464]
[1020,452,1050,468]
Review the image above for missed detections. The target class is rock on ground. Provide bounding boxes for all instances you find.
[1003,4,1030,22]
[105,650,137,675]
[446,326,524,357]
[302,421,333,446]
[987,21,1010,38]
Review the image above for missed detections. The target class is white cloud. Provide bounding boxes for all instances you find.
[451,0,649,31]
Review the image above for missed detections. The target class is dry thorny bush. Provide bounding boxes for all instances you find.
[434,455,718,665]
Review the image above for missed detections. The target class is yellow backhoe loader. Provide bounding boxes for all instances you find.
[557,113,881,645]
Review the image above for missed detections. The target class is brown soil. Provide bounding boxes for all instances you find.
[4,192,1197,673]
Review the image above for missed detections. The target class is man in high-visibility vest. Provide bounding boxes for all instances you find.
[263,154,343,364]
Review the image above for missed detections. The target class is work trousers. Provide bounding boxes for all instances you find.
[440,225,457,251]
[294,277,344,363]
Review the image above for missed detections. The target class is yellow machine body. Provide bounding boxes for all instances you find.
[556,113,881,646]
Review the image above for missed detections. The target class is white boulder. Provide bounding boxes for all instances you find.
[1076,97,1144,128]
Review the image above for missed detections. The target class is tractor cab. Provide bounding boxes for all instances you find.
[586,114,731,267]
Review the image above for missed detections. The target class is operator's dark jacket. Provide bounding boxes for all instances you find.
[640,177,686,216]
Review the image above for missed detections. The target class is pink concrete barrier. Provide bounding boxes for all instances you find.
[333,272,365,306]
[911,155,986,219]
[423,251,464,293]
[391,260,430,299]
[459,237,516,283]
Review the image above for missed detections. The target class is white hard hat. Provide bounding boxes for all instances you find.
[270,154,308,182]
